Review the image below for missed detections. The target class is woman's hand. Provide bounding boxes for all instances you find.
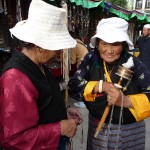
[102,81,114,94]
[67,107,82,125]
[107,84,132,108]
[60,119,77,138]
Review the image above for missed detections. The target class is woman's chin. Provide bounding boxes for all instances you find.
[103,58,117,63]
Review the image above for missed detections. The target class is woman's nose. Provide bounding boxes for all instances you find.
[107,45,114,53]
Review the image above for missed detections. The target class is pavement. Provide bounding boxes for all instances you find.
[68,96,150,150]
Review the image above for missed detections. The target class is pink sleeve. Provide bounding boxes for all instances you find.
[0,69,61,149]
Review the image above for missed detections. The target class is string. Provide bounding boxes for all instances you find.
[115,92,124,150]
[103,61,112,82]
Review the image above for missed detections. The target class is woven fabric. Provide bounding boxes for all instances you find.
[87,114,145,150]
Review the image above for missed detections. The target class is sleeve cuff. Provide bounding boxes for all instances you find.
[129,94,150,122]
[83,81,98,101]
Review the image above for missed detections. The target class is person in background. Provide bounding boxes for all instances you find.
[0,0,82,149]
[68,17,150,149]
[136,24,150,71]
[69,38,88,108]
[70,38,88,69]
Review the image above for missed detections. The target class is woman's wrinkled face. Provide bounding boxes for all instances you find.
[98,40,123,63]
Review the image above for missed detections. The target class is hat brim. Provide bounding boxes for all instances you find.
[10,20,77,50]
[90,31,134,50]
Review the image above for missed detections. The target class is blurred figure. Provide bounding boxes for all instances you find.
[70,38,88,68]
[136,24,150,71]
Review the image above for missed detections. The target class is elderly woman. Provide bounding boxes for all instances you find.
[68,17,150,150]
[0,0,82,149]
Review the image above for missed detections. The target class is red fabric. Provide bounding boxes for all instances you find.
[50,68,63,77]
[0,69,61,150]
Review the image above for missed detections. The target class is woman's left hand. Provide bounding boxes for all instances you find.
[107,84,132,108]
[107,84,121,106]
[67,107,82,125]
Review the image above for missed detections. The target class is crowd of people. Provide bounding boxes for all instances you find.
[0,0,150,150]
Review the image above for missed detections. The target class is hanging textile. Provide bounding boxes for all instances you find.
[68,3,90,43]
[0,0,10,50]
[16,0,22,21]
[0,0,3,14]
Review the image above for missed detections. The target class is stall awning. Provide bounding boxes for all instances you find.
[69,0,105,9]
[69,0,150,23]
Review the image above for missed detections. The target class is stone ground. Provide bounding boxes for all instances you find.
[68,96,150,150]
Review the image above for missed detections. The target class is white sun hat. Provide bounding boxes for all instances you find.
[9,0,76,51]
[144,24,150,29]
[90,17,134,50]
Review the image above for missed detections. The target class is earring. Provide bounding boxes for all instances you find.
[36,46,42,53]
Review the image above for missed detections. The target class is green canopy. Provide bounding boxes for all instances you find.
[69,0,150,23]
[109,5,150,23]
[69,0,104,9]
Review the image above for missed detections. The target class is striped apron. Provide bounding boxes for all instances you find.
[87,114,145,150]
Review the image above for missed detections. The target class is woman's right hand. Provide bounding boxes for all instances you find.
[60,119,77,138]
[102,81,114,94]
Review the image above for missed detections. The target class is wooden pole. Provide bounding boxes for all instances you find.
[94,83,122,138]
[94,105,111,138]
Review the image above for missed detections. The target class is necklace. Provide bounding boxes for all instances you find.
[106,62,116,76]
[103,61,117,83]
[39,64,45,75]
[41,67,45,74]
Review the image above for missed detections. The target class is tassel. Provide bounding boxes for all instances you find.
[62,2,69,105]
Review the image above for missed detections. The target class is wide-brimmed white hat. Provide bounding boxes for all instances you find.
[144,24,150,29]
[9,0,76,50]
[90,17,134,50]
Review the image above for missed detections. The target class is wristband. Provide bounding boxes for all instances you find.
[99,80,103,93]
